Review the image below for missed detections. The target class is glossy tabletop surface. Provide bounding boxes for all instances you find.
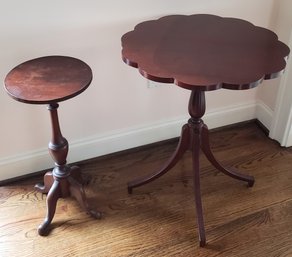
[4,56,92,104]
[122,14,290,91]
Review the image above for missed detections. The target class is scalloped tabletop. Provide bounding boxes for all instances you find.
[122,14,290,91]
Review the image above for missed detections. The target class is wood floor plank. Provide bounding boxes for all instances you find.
[1,122,292,256]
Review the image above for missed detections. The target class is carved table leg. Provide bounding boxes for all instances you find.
[127,123,190,194]
[70,165,91,186]
[38,180,61,236]
[190,120,206,247]
[68,176,102,219]
[201,124,254,187]
[35,171,54,194]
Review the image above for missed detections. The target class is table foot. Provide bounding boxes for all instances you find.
[35,171,54,194]
[38,180,61,236]
[127,124,190,193]
[199,238,206,247]
[37,167,100,236]
[201,124,255,187]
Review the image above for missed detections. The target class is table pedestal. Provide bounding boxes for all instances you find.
[128,90,254,246]
[35,103,101,236]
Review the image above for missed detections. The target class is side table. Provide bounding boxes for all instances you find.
[4,56,101,235]
[121,14,290,246]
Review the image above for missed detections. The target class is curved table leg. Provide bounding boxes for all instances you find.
[192,127,206,247]
[127,124,190,194]
[201,124,254,187]
[70,166,91,185]
[35,171,54,194]
[38,180,61,236]
[68,177,102,219]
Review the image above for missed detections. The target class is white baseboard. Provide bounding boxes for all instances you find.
[256,100,274,130]
[0,100,272,182]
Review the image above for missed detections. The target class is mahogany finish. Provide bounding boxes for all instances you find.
[122,14,289,91]
[122,14,290,246]
[4,56,100,236]
[4,56,92,104]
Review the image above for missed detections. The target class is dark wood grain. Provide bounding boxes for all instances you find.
[4,56,99,235]
[4,56,92,104]
[122,14,289,247]
[1,122,292,256]
[122,14,290,91]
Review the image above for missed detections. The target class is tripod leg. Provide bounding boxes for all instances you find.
[68,177,102,219]
[201,124,254,187]
[192,128,206,247]
[127,124,190,194]
[38,180,61,236]
[70,166,91,185]
[35,171,54,193]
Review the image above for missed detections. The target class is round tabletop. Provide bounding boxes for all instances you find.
[4,56,92,104]
[122,14,290,91]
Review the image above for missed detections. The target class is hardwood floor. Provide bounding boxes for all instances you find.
[1,122,292,257]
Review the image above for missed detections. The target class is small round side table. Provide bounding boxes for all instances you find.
[4,56,101,236]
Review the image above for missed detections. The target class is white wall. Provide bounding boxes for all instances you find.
[268,0,292,146]
[0,0,277,181]
[257,0,292,112]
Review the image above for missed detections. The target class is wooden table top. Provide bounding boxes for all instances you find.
[122,14,290,91]
[4,56,92,104]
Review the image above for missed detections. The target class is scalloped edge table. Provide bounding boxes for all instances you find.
[121,14,290,246]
